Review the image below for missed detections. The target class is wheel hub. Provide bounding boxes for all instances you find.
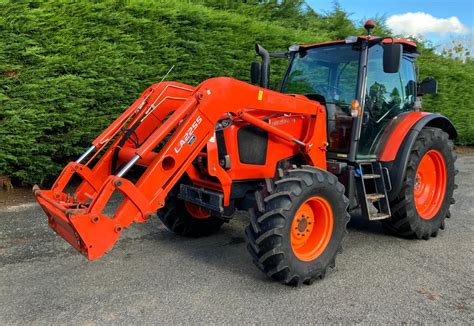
[413,150,447,220]
[297,216,309,233]
[184,202,211,219]
[290,196,333,261]
[414,174,422,191]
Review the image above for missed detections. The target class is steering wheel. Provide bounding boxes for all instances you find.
[371,103,398,123]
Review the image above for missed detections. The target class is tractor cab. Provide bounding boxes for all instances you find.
[252,21,437,163]
[281,36,419,161]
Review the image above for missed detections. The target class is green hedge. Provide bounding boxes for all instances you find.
[417,47,474,145]
[0,0,472,185]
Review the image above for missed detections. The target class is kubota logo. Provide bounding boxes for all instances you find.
[174,116,202,154]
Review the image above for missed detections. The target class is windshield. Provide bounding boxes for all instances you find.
[282,44,360,106]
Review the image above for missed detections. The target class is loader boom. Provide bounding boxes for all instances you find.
[34,77,326,259]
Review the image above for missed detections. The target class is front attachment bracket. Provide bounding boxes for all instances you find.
[178,184,224,213]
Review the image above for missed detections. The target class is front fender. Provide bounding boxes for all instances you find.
[376,112,457,201]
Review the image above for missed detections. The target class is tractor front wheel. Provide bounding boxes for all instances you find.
[245,166,350,286]
[157,183,224,237]
[383,127,457,239]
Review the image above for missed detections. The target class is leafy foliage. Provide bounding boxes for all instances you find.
[417,44,474,145]
[0,0,472,185]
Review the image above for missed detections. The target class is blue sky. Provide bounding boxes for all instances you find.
[307,0,473,46]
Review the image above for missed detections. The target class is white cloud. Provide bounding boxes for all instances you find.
[386,12,470,37]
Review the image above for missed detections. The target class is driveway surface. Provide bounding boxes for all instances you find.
[1,152,473,324]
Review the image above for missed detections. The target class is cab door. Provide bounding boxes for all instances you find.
[358,44,417,156]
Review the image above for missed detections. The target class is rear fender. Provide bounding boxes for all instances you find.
[376,112,457,201]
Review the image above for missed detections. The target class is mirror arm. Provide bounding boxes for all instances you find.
[269,52,289,59]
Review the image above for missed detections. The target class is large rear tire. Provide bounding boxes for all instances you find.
[245,166,350,286]
[383,127,457,239]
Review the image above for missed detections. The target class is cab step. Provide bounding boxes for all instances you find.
[369,213,391,220]
[362,174,380,179]
[366,193,385,201]
[355,161,391,221]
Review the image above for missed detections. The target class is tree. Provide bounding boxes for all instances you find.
[441,36,473,63]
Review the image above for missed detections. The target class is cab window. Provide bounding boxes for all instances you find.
[282,44,361,153]
[282,44,360,107]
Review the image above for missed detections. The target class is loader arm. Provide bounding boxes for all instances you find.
[34,77,325,260]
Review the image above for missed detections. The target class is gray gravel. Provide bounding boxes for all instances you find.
[0,152,473,325]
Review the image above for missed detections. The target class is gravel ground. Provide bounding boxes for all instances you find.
[0,152,472,325]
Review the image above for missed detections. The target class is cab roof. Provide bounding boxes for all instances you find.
[299,36,418,53]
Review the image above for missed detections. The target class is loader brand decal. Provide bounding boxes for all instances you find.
[271,117,298,126]
[174,116,202,154]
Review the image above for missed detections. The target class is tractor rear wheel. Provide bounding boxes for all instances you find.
[383,127,457,239]
[157,182,224,237]
[245,166,350,286]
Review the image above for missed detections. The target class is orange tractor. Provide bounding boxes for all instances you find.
[34,21,457,285]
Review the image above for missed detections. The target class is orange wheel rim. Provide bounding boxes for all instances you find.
[414,150,447,220]
[184,202,211,219]
[290,196,334,261]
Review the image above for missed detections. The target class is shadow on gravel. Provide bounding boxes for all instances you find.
[144,210,394,287]
[346,211,389,237]
[146,214,274,284]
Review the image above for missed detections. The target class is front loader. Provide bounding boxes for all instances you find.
[34,21,457,285]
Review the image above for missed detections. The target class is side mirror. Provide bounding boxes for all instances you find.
[382,43,402,73]
[250,61,261,85]
[418,77,438,95]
